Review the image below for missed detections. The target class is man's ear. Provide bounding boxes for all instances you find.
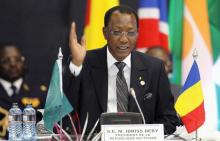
[103,27,108,40]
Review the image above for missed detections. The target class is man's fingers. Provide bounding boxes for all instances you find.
[81,35,86,49]
[70,22,77,44]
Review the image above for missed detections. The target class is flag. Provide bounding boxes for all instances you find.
[208,0,220,130]
[43,58,73,132]
[137,0,169,52]
[213,56,220,130]
[175,61,205,133]
[84,0,119,50]
[169,0,220,131]
[168,0,183,85]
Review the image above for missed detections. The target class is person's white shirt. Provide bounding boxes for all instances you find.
[69,47,131,112]
[0,78,23,97]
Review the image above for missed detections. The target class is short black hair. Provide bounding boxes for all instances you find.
[104,5,139,28]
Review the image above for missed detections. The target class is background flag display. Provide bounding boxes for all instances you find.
[169,0,220,131]
[137,0,169,52]
[208,0,220,130]
[175,61,205,133]
[43,59,73,132]
[84,0,119,50]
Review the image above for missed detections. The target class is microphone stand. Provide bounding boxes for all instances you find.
[130,88,146,124]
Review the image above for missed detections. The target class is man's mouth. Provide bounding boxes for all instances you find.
[118,46,129,50]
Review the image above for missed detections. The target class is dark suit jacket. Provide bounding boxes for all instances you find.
[0,81,47,110]
[64,46,179,135]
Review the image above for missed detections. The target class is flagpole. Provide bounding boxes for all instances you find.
[192,130,202,141]
[58,47,63,140]
[192,48,201,141]
[195,130,198,141]
[193,48,198,60]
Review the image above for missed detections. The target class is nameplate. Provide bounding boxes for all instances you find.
[101,124,164,141]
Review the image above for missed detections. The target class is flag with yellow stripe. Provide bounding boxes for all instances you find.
[175,60,205,133]
[84,0,119,50]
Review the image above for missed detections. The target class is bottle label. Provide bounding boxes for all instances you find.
[23,115,36,122]
[9,115,22,122]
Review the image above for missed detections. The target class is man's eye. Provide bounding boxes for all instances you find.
[113,31,121,35]
[0,57,24,64]
[127,31,136,36]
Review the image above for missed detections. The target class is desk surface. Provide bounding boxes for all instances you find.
[1,127,220,141]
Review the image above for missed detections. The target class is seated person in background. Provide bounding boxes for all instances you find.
[146,47,182,103]
[0,43,47,139]
[64,5,179,135]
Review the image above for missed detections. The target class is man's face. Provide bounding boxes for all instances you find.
[147,48,172,74]
[0,46,25,82]
[103,11,138,61]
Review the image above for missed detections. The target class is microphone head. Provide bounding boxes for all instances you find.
[130,88,136,98]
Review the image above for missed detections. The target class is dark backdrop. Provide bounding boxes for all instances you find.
[0,0,138,86]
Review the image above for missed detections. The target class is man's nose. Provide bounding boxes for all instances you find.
[119,33,129,43]
[9,60,17,67]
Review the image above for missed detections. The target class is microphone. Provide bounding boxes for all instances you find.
[130,88,146,124]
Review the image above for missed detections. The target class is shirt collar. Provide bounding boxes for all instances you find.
[0,78,23,92]
[107,46,131,69]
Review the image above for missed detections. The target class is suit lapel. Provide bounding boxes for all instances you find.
[129,51,149,111]
[0,84,12,107]
[90,47,108,112]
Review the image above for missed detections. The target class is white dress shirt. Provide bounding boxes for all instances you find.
[0,78,23,97]
[69,47,131,112]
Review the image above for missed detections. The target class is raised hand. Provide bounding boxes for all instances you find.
[69,22,86,66]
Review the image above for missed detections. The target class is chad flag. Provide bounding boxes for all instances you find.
[84,0,119,50]
[175,60,205,133]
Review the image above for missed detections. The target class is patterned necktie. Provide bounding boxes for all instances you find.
[11,84,17,96]
[115,62,129,112]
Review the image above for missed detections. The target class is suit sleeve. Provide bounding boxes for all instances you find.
[63,61,82,111]
[155,62,179,135]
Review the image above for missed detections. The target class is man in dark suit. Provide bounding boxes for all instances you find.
[0,43,47,139]
[64,6,179,135]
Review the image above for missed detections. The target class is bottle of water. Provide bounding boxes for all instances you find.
[23,104,37,141]
[8,103,23,141]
